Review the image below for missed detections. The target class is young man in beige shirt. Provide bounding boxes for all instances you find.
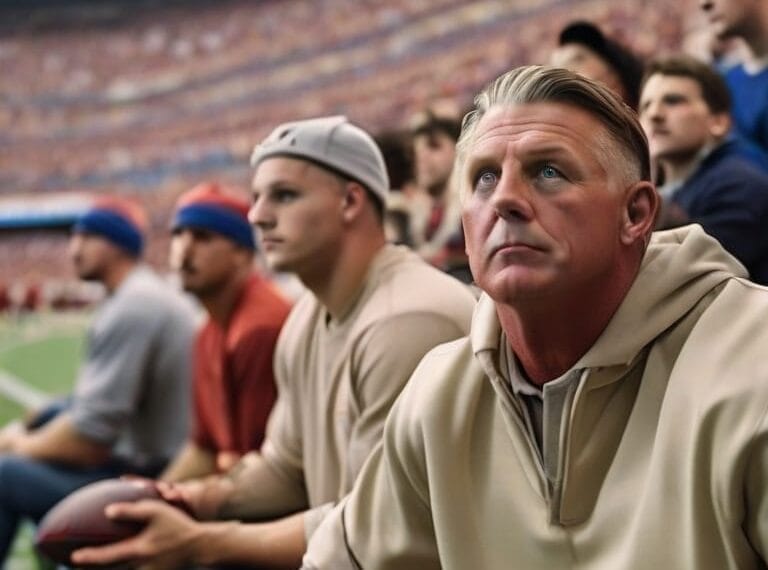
[72,116,476,569]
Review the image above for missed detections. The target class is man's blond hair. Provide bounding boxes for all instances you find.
[454,65,651,200]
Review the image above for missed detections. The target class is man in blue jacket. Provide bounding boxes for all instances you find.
[639,54,768,284]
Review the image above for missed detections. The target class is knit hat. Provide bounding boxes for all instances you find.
[73,196,147,257]
[250,116,389,206]
[171,182,256,250]
[558,21,644,109]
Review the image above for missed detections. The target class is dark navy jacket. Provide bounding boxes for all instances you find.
[671,140,768,285]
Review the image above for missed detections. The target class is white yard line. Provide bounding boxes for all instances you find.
[0,370,49,409]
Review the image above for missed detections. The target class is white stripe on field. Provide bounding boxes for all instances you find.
[0,371,49,409]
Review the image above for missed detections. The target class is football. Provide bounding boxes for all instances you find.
[35,478,161,567]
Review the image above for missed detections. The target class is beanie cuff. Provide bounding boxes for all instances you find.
[172,203,255,250]
[74,209,144,256]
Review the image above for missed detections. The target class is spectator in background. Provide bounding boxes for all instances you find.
[0,281,9,313]
[375,130,417,247]
[410,110,472,283]
[375,130,415,195]
[0,196,196,563]
[161,182,291,482]
[708,34,749,73]
[700,0,768,153]
[639,55,768,283]
[551,20,645,109]
[383,192,415,247]
[71,116,476,569]
[303,64,768,570]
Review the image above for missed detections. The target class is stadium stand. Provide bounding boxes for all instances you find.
[1,0,698,292]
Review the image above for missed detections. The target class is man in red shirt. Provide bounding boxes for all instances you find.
[162,181,291,481]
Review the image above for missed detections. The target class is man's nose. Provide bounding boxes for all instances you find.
[175,230,195,252]
[67,234,83,259]
[248,196,275,229]
[644,99,665,122]
[169,231,193,270]
[491,171,534,222]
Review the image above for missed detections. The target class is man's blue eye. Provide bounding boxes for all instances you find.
[541,165,559,179]
[475,171,498,190]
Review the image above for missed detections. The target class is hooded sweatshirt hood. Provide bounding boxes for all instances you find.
[471,225,747,370]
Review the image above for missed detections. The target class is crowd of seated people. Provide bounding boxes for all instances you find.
[6,0,768,565]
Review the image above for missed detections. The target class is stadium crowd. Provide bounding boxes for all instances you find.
[4,0,768,567]
[2,0,699,305]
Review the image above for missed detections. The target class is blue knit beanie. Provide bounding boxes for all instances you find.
[73,197,146,257]
[171,182,255,250]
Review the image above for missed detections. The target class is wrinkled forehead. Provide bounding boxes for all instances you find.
[467,103,609,160]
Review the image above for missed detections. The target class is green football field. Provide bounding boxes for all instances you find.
[0,311,87,420]
[0,311,88,570]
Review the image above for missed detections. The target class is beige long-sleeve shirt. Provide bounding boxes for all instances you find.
[219,244,476,538]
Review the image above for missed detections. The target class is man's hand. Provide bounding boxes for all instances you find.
[156,475,235,520]
[70,500,205,569]
[0,421,25,452]
[217,450,241,472]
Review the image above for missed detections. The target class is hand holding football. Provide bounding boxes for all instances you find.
[35,478,162,567]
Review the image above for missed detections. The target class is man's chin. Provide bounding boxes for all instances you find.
[263,255,293,274]
[484,272,555,305]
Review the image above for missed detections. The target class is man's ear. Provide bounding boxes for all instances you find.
[620,181,658,246]
[340,181,367,223]
[709,112,731,139]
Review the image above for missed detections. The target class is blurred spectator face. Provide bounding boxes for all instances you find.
[68,233,116,282]
[413,131,456,197]
[460,103,631,305]
[550,44,625,100]
[700,0,755,39]
[639,74,729,164]
[249,157,347,275]
[170,227,244,298]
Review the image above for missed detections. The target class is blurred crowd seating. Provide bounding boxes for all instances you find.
[1,0,698,296]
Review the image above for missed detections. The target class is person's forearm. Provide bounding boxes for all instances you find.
[193,511,307,569]
[217,451,309,520]
[13,413,109,466]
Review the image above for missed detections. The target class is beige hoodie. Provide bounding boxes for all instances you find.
[304,225,768,569]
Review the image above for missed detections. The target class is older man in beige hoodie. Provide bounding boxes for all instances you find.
[302,66,768,569]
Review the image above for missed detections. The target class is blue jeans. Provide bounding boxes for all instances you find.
[0,454,125,565]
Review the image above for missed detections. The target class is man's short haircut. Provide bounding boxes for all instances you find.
[558,21,645,110]
[455,65,651,199]
[643,55,732,115]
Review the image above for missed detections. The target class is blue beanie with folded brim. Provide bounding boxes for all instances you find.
[73,208,144,257]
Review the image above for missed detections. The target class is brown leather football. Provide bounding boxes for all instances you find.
[35,478,160,567]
